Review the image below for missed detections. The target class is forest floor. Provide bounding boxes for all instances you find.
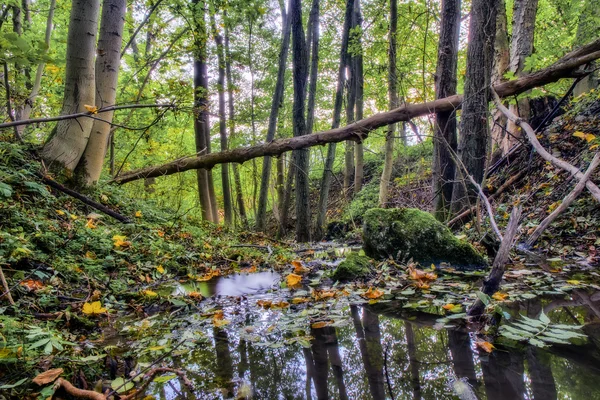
[0,92,599,399]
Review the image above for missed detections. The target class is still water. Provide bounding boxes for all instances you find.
[134,272,600,400]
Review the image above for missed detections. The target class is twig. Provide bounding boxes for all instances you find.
[384,341,396,400]
[0,103,176,130]
[37,173,131,223]
[0,264,15,305]
[526,152,600,247]
[492,89,600,202]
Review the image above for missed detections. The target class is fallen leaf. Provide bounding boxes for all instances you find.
[188,291,203,299]
[476,341,495,353]
[311,321,331,329]
[362,287,384,299]
[85,218,97,229]
[141,290,158,298]
[409,266,437,282]
[442,303,463,313]
[292,260,310,274]
[286,273,302,287]
[82,301,107,315]
[112,235,131,249]
[32,368,63,385]
[156,265,165,274]
[566,280,581,285]
[312,289,336,301]
[83,104,98,113]
[135,210,142,218]
[20,279,44,291]
[492,292,509,301]
[292,297,310,304]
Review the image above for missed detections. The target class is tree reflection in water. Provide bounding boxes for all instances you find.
[165,291,600,399]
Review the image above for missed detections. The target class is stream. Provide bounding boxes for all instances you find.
[108,247,600,399]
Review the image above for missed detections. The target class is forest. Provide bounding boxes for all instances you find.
[1,0,600,398]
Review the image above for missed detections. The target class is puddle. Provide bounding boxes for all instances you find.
[163,271,282,298]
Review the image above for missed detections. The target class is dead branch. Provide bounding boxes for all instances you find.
[54,378,105,400]
[0,264,15,305]
[492,90,600,202]
[113,39,600,184]
[468,206,522,317]
[526,152,600,247]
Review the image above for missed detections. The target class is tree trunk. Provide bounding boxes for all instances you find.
[192,0,213,222]
[305,0,319,137]
[353,0,364,195]
[255,0,292,231]
[210,11,233,226]
[224,16,248,228]
[574,0,600,95]
[450,0,498,215]
[432,0,461,221]
[76,0,126,185]
[314,0,354,239]
[40,0,99,172]
[490,0,510,161]
[378,0,398,208]
[290,0,310,242]
[504,0,539,152]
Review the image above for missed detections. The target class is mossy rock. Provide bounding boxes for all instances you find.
[331,253,373,281]
[362,208,486,268]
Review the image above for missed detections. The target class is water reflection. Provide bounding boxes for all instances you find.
[153,291,600,399]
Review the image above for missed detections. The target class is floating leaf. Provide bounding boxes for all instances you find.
[292,297,310,304]
[292,260,310,274]
[311,321,331,329]
[286,273,302,287]
[492,292,509,301]
[442,303,463,313]
[476,340,495,353]
[362,287,384,299]
[141,290,158,298]
[82,301,107,315]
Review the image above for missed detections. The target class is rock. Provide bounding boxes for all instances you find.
[331,253,373,281]
[362,208,486,268]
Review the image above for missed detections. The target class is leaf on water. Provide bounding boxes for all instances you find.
[32,368,63,385]
[292,260,310,274]
[442,303,463,313]
[292,297,310,304]
[362,287,384,299]
[475,340,495,353]
[286,273,302,287]
[82,301,107,315]
[111,377,134,394]
[311,321,332,329]
[492,292,509,301]
[141,290,158,298]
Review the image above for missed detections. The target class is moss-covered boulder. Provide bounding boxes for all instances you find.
[362,208,486,268]
[331,253,373,281]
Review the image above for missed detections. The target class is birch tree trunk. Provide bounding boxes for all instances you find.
[40,0,99,172]
[450,0,498,215]
[255,0,291,231]
[378,0,398,208]
[77,0,126,185]
[291,0,311,242]
[432,0,461,221]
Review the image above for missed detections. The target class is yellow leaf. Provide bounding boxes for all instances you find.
[442,303,456,310]
[292,297,310,304]
[362,287,384,299]
[213,318,230,328]
[492,292,509,301]
[84,104,98,114]
[476,340,495,353]
[82,301,107,315]
[442,303,463,313]
[585,133,596,143]
[141,290,158,298]
[566,280,581,285]
[573,131,586,140]
[55,209,65,216]
[85,251,96,259]
[32,368,64,385]
[135,210,142,218]
[188,291,203,299]
[156,265,165,274]
[85,218,97,229]
[113,235,131,249]
[257,299,272,308]
[311,321,331,329]
[292,260,310,274]
[286,273,302,287]
[590,144,599,150]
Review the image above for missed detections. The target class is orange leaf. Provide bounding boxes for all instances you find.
[286,273,302,287]
[311,321,331,329]
[257,299,273,309]
[312,289,336,301]
[476,340,495,353]
[362,287,384,299]
[442,303,456,310]
[188,291,203,299]
[213,310,225,320]
[292,260,310,274]
[32,368,63,385]
[292,297,310,304]
[83,104,98,113]
[491,292,509,301]
[408,266,437,282]
[20,279,44,291]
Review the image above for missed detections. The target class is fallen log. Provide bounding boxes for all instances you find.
[114,39,600,184]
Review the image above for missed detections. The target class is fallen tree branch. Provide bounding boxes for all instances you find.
[468,206,522,317]
[113,39,600,184]
[526,152,600,247]
[492,90,600,202]
[0,264,15,305]
[38,173,131,223]
[0,103,176,130]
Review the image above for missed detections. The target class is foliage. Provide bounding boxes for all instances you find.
[499,312,587,348]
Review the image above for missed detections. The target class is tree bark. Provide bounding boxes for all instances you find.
[450,0,498,215]
[76,0,126,185]
[353,0,364,195]
[490,0,510,161]
[255,0,292,231]
[574,0,600,95]
[344,13,357,196]
[290,0,311,242]
[40,0,99,172]
[224,15,248,228]
[378,0,398,208]
[432,0,461,221]
[211,10,233,226]
[112,39,600,185]
[314,0,354,239]
[192,0,213,222]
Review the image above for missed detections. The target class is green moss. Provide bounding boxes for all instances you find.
[362,208,486,268]
[331,253,373,281]
[342,181,380,224]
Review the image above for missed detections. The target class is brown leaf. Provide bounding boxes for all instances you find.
[476,340,495,353]
[33,368,63,385]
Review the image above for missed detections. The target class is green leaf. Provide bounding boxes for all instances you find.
[476,291,490,306]
[0,182,12,197]
[28,338,50,350]
[538,335,570,345]
[0,377,28,389]
[111,377,134,393]
[539,311,550,324]
[153,374,177,383]
[529,338,548,348]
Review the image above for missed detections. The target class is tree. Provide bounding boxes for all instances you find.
[40,0,100,172]
[290,0,310,242]
[352,0,364,195]
[210,7,233,226]
[77,0,127,185]
[255,0,291,232]
[450,0,498,215]
[431,0,461,220]
[378,0,398,208]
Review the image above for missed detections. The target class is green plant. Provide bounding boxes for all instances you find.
[499,312,587,348]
